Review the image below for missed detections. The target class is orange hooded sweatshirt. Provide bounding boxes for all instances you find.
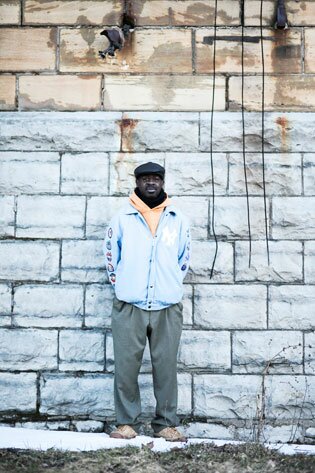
[129,191,172,236]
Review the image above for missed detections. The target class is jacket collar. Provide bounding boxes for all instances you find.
[123,202,177,216]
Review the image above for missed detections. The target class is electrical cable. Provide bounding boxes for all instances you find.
[209,0,218,279]
[241,0,252,267]
[260,0,270,265]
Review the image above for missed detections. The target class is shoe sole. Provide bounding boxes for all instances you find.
[153,434,187,442]
[110,432,137,439]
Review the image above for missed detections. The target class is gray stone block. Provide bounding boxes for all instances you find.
[73,421,104,432]
[194,285,267,329]
[40,373,114,416]
[0,284,11,316]
[0,373,37,412]
[165,153,228,195]
[261,425,303,443]
[182,422,235,440]
[235,240,303,283]
[59,330,105,371]
[0,112,122,151]
[0,241,59,281]
[265,376,315,420]
[233,331,303,374]
[86,196,127,238]
[304,154,315,196]
[269,286,315,329]
[178,330,231,371]
[305,242,315,283]
[200,112,315,152]
[0,328,58,370]
[61,153,109,194]
[0,196,15,237]
[272,197,315,239]
[305,332,315,375]
[170,197,208,239]
[85,284,113,328]
[16,195,86,238]
[61,240,106,283]
[0,152,60,194]
[121,112,199,152]
[229,153,302,196]
[194,374,261,419]
[187,241,233,283]
[13,284,83,328]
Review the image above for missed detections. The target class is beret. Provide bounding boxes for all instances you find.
[134,162,165,179]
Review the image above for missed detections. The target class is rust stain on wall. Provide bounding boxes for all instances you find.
[276,116,290,151]
[119,118,139,152]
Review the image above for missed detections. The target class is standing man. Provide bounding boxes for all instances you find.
[104,162,190,442]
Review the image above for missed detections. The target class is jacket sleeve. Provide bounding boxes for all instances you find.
[103,216,121,287]
[178,218,191,280]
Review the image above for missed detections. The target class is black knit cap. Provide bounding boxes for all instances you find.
[134,162,165,180]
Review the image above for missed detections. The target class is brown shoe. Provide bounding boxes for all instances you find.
[110,425,137,439]
[154,427,187,442]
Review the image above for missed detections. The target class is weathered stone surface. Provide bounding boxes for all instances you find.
[305,332,315,375]
[272,197,315,239]
[261,425,303,443]
[62,240,106,283]
[200,112,315,153]
[85,284,114,328]
[187,241,233,283]
[40,374,114,416]
[16,421,71,431]
[229,153,302,196]
[24,0,122,25]
[306,428,315,439]
[131,0,239,26]
[0,152,60,194]
[0,196,14,237]
[245,0,315,26]
[304,154,315,196]
[0,112,122,151]
[178,330,230,371]
[86,196,127,238]
[103,75,225,111]
[233,331,303,374]
[265,376,315,420]
[61,153,109,194]
[305,242,315,283]
[59,330,104,371]
[19,75,102,111]
[230,76,315,112]
[0,28,56,71]
[0,373,37,412]
[0,284,11,316]
[60,29,192,73]
[196,28,301,74]
[194,375,261,419]
[165,153,228,196]
[16,195,85,238]
[182,284,193,326]
[170,197,208,240]
[235,241,303,283]
[0,328,57,370]
[194,285,267,329]
[305,28,315,72]
[0,75,15,110]
[121,112,199,152]
[0,241,59,281]
[73,420,104,432]
[13,284,83,328]
[139,373,192,415]
[182,422,235,440]
[0,0,20,24]
[210,196,269,239]
[269,286,315,330]
[109,153,164,195]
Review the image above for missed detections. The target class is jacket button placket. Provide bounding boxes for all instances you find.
[147,235,157,310]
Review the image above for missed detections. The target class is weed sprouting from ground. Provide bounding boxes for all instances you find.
[0,443,315,473]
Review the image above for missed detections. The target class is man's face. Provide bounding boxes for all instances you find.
[136,174,164,199]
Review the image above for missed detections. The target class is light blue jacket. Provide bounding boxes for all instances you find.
[104,203,190,311]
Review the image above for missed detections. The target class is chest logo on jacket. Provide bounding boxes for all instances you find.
[162,227,177,247]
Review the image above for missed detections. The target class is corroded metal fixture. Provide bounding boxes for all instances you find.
[275,0,288,29]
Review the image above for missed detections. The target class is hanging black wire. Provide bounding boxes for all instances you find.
[241,0,252,267]
[209,0,218,279]
[260,0,270,264]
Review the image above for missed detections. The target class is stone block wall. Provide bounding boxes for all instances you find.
[0,1,314,443]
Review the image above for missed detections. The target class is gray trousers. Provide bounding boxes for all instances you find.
[111,297,183,433]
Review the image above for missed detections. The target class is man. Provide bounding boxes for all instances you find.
[104,162,190,442]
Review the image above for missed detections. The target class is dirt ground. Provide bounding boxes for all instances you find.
[1,443,315,473]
